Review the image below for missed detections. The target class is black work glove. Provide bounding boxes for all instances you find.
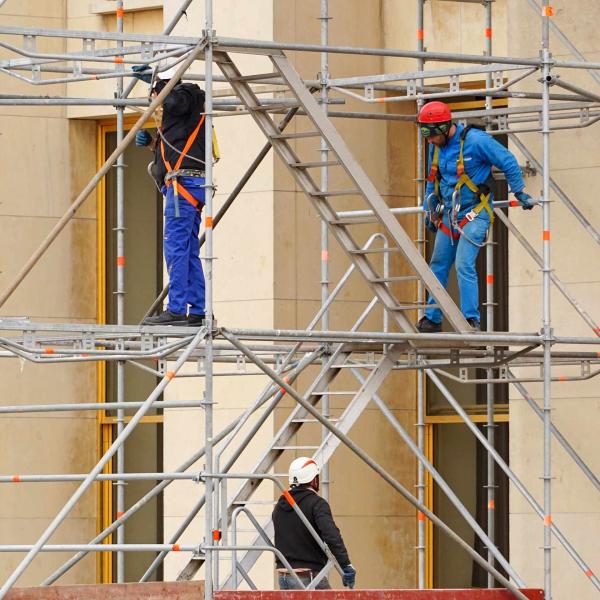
[515,190,535,210]
[132,64,153,84]
[342,564,356,589]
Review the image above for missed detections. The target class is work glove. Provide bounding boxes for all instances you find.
[131,64,153,84]
[425,212,441,233]
[135,130,153,147]
[515,190,535,211]
[342,564,356,589]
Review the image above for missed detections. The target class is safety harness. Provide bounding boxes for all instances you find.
[427,125,494,241]
[160,113,206,215]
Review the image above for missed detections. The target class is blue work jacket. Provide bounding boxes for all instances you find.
[425,123,525,210]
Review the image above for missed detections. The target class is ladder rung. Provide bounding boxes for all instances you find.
[330,217,376,226]
[310,190,360,197]
[371,276,419,283]
[271,131,322,140]
[291,160,340,169]
[291,418,340,423]
[272,445,320,450]
[230,72,281,82]
[349,247,400,255]
[390,303,439,310]
[250,103,300,112]
[309,391,357,396]
[231,500,279,505]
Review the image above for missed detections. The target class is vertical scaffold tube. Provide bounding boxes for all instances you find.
[416,0,426,589]
[115,0,126,582]
[483,0,495,588]
[319,0,331,502]
[541,2,553,598]
[203,1,216,597]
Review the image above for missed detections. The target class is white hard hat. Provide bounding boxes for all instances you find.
[159,64,179,80]
[288,457,319,487]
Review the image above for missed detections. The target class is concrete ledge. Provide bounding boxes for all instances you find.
[6,581,204,600]
[216,591,544,600]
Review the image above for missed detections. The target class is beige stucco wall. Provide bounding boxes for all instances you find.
[506,1,600,599]
[0,1,98,587]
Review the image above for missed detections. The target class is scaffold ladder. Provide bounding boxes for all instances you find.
[214,49,470,334]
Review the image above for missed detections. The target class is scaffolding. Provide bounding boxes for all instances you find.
[0,1,598,599]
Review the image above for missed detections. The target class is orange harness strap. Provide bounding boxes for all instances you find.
[160,114,206,208]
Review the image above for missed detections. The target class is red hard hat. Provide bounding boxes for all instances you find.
[418,101,452,124]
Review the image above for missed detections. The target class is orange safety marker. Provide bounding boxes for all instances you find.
[114,56,124,64]
[44,347,55,355]
[486,274,494,285]
[485,28,492,38]
[543,515,552,526]
[166,370,176,381]
[558,375,567,382]
[212,529,222,541]
[417,511,426,522]
[205,216,213,228]
[172,544,181,552]
[116,7,125,17]
[417,29,424,40]
[593,328,600,337]
[376,97,386,103]
[509,200,519,207]
[542,6,554,17]
[321,250,329,261]
[586,569,594,578]
[116,511,125,518]
[91,75,99,80]
[117,256,125,267]
[543,230,551,241]
[283,489,296,506]
[488,500,496,510]
[11,475,21,483]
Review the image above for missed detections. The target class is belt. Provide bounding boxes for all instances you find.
[164,168,206,182]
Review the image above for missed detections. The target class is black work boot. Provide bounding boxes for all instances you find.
[142,310,188,326]
[417,316,442,333]
[187,313,206,327]
[466,318,481,331]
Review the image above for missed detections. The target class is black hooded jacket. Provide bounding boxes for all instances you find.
[153,82,206,187]
[272,486,350,571]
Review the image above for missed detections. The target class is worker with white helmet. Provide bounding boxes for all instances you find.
[272,457,356,589]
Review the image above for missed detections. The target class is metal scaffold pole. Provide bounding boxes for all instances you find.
[319,0,331,503]
[415,0,427,589]
[203,0,216,597]
[115,0,126,582]
[541,2,553,598]
[483,0,496,589]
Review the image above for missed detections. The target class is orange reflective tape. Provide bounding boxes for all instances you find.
[11,475,21,483]
[509,200,519,207]
[376,97,386,103]
[172,544,181,552]
[542,6,554,16]
[485,28,492,38]
[417,511,426,522]
[593,328,600,337]
[417,29,424,40]
[544,515,552,526]
[81,353,89,358]
[117,256,125,266]
[488,500,496,510]
[205,216,213,228]
[486,274,494,285]
[543,230,550,241]
[116,7,125,17]
[586,569,594,578]
[212,529,222,541]
[114,56,124,64]
[283,490,296,506]
[92,74,99,80]
[280,387,286,395]
[559,375,567,382]
[321,250,329,261]
[44,348,54,355]
[116,511,125,518]
[166,371,175,381]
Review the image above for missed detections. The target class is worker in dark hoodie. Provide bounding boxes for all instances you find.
[272,457,356,590]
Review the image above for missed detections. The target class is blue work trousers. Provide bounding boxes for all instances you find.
[278,572,331,590]
[425,209,490,324]
[162,177,206,316]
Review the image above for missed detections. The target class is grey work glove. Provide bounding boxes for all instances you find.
[515,190,535,210]
[342,564,356,589]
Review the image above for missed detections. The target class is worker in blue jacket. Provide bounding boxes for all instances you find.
[416,101,536,333]
[133,64,207,327]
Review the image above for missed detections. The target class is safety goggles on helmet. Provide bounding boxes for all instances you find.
[419,121,451,138]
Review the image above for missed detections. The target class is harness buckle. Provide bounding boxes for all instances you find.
[465,210,477,222]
